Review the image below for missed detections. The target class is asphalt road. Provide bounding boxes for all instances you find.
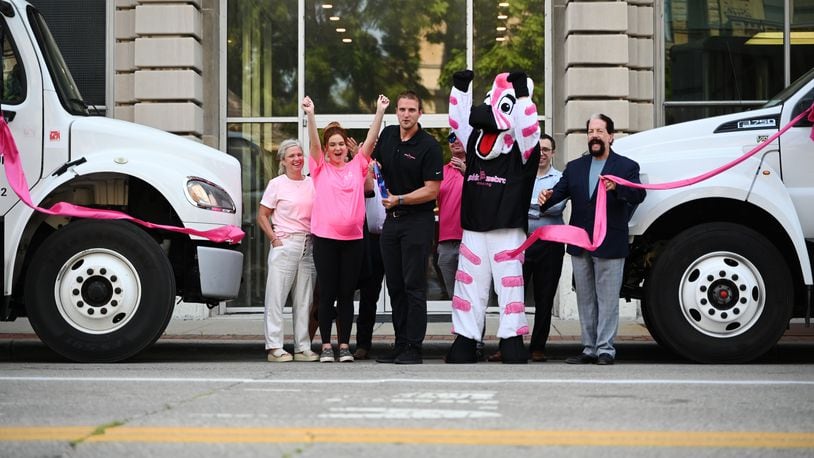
[1,341,813,457]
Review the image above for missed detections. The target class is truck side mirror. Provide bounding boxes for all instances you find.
[791,90,814,128]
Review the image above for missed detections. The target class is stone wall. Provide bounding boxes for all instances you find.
[114,0,218,147]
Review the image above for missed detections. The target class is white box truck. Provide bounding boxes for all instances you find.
[618,67,814,362]
[0,0,243,362]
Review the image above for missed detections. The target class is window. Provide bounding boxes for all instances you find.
[664,0,814,124]
[28,0,105,108]
[1,19,26,105]
[226,0,545,309]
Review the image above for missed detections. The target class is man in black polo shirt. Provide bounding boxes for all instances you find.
[373,90,443,364]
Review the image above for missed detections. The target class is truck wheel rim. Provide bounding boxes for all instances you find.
[679,251,764,338]
[53,248,142,335]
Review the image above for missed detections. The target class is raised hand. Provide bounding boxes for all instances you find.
[302,96,314,115]
[347,137,359,155]
[377,94,390,112]
[507,72,530,98]
[453,70,474,91]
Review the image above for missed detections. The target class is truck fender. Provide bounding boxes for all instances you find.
[630,153,812,284]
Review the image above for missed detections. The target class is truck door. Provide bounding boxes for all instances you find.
[779,81,814,239]
[1,10,44,215]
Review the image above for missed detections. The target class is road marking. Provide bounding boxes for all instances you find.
[318,407,501,419]
[1,376,813,386]
[1,427,813,448]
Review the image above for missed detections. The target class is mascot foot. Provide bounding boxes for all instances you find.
[499,336,529,364]
[445,335,479,364]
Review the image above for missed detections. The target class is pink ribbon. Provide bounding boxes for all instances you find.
[509,103,814,257]
[0,117,244,244]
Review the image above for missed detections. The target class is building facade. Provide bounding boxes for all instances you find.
[38,0,814,316]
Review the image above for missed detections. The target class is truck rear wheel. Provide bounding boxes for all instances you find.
[644,223,792,363]
[25,220,175,362]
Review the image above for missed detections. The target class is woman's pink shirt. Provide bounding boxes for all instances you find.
[259,174,315,236]
[309,153,370,240]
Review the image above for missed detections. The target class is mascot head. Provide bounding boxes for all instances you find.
[469,72,534,160]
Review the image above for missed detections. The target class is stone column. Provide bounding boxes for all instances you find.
[114,0,208,143]
[552,0,656,320]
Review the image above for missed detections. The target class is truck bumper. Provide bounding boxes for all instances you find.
[196,246,243,299]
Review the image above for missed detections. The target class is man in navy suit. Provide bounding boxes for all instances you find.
[538,114,645,365]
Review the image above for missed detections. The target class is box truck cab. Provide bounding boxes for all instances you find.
[0,0,243,362]
[618,66,814,363]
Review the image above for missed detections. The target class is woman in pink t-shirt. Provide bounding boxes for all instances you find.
[257,139,317,363]
[302,94,388,363]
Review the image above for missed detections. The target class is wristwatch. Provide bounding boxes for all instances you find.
[398,195,404,205]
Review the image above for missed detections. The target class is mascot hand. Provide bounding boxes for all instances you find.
[453,70,474,91]
[507,72,530,98]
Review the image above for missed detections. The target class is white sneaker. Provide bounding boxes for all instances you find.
[294,350,319,362]
[267,348,293,362]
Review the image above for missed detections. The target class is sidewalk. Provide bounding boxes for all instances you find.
[0,314,647,342]
[1,314,811,343]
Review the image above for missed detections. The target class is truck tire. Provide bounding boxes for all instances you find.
[25,220,175,362]
[644,222,792,363]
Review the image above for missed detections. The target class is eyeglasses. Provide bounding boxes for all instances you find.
[540,147,553,153]
[448,132,457,144]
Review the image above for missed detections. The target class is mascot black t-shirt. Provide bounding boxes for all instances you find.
[461,137,539,232]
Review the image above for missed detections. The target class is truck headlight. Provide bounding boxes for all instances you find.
[185,178,236,213]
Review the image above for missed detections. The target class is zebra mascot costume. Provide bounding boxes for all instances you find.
[446,70,541,364]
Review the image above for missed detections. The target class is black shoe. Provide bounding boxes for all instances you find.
[565,353,598,364]
[446,335,478,364]
[394,345,423,364]
[596,354,615,365]
[376,344,406,364]
[499,336,529,364]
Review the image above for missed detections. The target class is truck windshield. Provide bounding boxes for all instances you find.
[763,67,814,109]
[26,6,88,116]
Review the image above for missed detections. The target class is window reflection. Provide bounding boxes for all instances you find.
[473,0,545,109]
[304,0,466,114]
[227,1,297,117]
[226,122,298,308]
[664,0,814,123]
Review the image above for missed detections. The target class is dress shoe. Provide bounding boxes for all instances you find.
[487,351,502,362]
[596,354,615,365]
[530,351,547,362]
[353,348,369,360]
[565,353,598,364]
[394,345,422,364]
[376,344,406,363]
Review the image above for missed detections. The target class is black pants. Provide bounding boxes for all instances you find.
[312,235,364,346]
[355,227,384,350]
[379,211,434,347]
[523,239,565,352]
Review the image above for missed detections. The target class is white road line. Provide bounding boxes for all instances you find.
[1,376,813,385]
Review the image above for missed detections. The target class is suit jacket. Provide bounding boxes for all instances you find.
[542,149,645,258]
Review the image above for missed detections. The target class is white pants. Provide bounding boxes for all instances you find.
[264,233,316,352]
[451,228,529,340]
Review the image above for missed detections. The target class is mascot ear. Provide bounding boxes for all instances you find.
[453,70,474,92]
[507,72,530,98]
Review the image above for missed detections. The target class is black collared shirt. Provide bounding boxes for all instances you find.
[372,124,443,213]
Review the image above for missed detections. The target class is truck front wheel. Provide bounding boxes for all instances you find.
[644,223,792,363]
[25,220,175,362]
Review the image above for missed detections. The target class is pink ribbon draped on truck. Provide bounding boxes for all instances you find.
[508,103,814,258]
[0,117,245,244]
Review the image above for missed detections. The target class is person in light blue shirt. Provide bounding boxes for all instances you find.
[524,133,566,362]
